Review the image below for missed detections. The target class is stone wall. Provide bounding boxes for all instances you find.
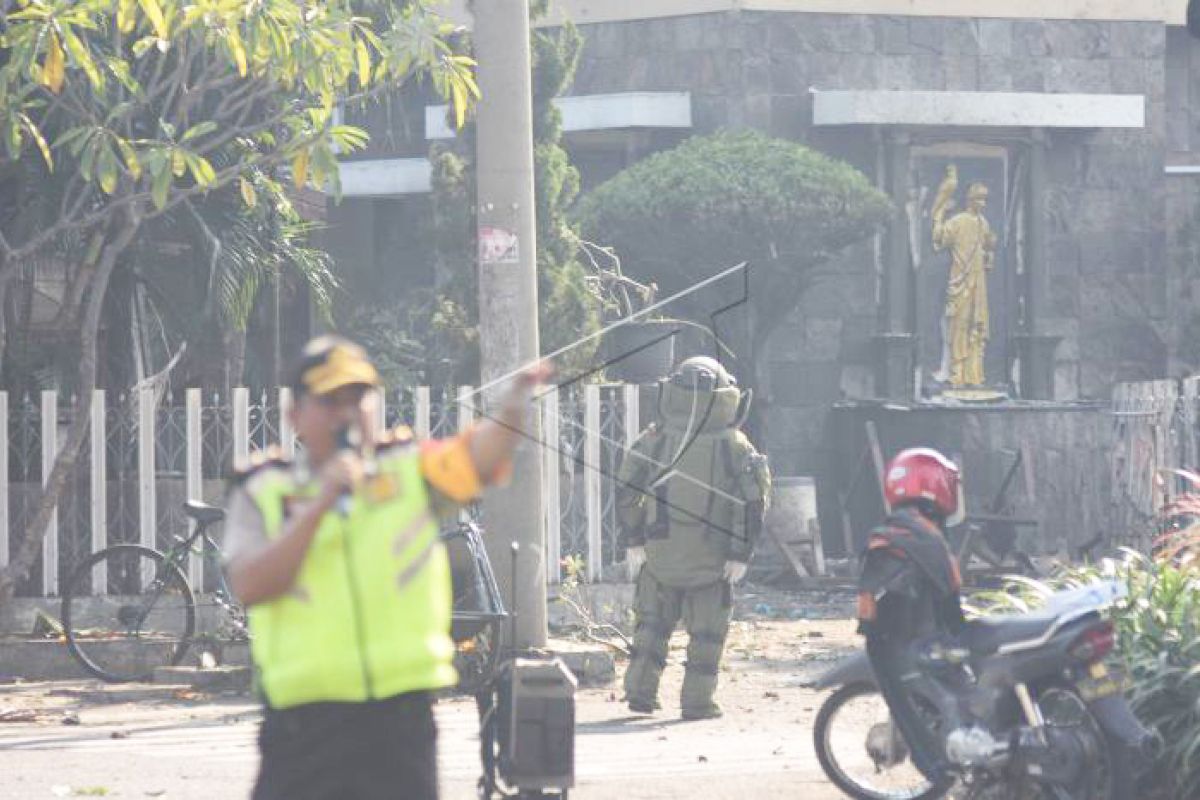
[1163,26,1200,377]
[569,12,1169,476]
[329,11,1176,483]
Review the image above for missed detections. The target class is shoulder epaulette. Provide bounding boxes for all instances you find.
[230,446,291,486]
[376,424,416,452]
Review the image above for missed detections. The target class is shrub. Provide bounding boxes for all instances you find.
[574,130,891,421]
[974,554,1200,798]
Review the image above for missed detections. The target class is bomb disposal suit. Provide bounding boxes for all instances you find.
[617,357,771,719]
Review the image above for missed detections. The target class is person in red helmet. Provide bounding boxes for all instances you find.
[856,447,967,784]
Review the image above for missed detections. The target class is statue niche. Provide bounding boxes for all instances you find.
[931,165,997,390]
[912,150,1010,404]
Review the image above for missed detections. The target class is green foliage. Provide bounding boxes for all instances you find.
[156,177,338,335]
[575,130,892,376]
[340,288,477,390]
[529,19,597,366]
[974,554,1200,799]
[576,129,891,284]
[0,0,478,390]
[0,0,477,219]
[364,7,599,385]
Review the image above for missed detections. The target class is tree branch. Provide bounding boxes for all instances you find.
[0,205,143,602]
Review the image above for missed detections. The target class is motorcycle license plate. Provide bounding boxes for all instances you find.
[1076,662,1126,701]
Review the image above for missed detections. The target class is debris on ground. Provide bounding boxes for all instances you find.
[31,609,66,638]
[735,583,856,621]
[0,707,37,722]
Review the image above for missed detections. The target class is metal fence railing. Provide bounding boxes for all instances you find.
[1,384,639,597]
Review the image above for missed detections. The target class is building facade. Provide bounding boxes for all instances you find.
[330,1,1199,482]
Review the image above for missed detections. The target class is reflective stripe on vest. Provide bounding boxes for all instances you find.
[245,444,457,709]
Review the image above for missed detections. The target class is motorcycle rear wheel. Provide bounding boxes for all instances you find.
[813,681,951,800]
[965,686,1135,800]
[1039,686,1135,800]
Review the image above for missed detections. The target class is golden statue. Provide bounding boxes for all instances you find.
[931,165,997,389]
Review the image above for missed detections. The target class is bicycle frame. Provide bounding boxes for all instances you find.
[171,509,248,640]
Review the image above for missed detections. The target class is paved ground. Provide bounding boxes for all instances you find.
[0,618,864,800]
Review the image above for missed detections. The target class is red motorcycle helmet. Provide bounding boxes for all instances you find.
[883,447,965,526]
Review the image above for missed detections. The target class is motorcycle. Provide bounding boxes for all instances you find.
[812,580,1153,800]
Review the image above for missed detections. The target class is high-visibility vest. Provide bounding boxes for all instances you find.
[242,434,456,709]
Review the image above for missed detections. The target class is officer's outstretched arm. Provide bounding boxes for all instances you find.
[466,363,553,484]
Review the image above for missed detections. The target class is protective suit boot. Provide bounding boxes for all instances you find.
[626,697,661,715]
[681,702,723,721]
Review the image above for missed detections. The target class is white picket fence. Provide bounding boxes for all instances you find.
[0,384,641,597]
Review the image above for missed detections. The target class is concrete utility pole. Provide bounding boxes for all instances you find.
[473,0,547,648]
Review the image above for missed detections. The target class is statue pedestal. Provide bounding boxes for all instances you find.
[940,388,1008,403]
[1013,334,1063,401]
[818,398,1106,563]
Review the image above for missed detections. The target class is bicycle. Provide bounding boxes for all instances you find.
[62,500,507,686]
[61,500,246,683]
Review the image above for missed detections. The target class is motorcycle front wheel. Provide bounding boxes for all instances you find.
[813,682,950,800]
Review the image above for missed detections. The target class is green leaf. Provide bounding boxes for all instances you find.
[42,33,66,94]
[355,37,371,87]
[117,0,138,34]
[5,120,23,159]
[292,149,309,189]
[80,136,99,181]
[97,144,119,194]
[137,0,169,39]
[62,28,103,90]
[151,162,172,210]
[105,57,141,94]
[117,138,141,179]
[131,35,157,58]
[105,102,135,125]
[451,81,466,130]
[185,153,216,187]
[180,121,218,143]
[56,126,92,156]
[239,176,257,208]
[227,26,248,77]
[19,114,52,170]
[330,124,369,151]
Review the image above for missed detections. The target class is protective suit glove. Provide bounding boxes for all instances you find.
[723,560,748,584]
[626,546,646,578]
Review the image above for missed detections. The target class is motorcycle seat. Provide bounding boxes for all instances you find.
[960,612,1062,655]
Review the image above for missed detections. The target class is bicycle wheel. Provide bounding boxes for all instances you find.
[61,544,196,682]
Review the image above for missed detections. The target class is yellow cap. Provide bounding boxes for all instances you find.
[291,338,381,396]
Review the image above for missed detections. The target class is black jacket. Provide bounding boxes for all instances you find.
[856,506,965,784]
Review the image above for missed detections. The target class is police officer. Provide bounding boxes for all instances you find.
[617,357,771,720]
[223,336,549,800]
